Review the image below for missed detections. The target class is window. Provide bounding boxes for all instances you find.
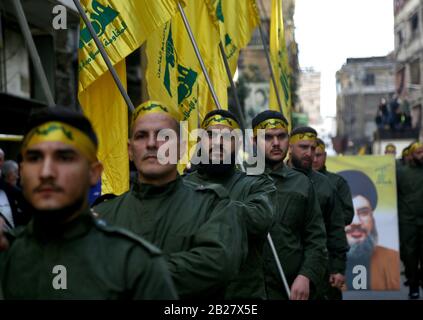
[363,73,375,86]
[410,59,421,85]
[0,26,30,98]
[397,29,403,47]
[410,12,419,38]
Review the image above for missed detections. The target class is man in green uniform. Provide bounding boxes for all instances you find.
[251,110,327,300]
[312,138,354,226]
[287,126,348,300]
[0,107,177,299]
[397,141,423,299]
[184,109,275,300]
[95,101,246,300]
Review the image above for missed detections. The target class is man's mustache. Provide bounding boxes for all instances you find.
[33,183,64,193]
[346,225,368,234]
[142,151,158,160]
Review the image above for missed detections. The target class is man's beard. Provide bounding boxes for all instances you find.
[345,232,376,290]
[291,154,311,171]
[199,152,236,177]
[347,233,376,261]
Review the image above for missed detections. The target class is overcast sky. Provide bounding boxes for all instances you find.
[295,0,395,118]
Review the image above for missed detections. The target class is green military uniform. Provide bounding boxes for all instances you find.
[293,167,348,299]
[184,167,275,299]
[319,166,354,226]
[263,165,328,299]
[396,162,423,290]
[0,210,177,299]
[95,175,246,300]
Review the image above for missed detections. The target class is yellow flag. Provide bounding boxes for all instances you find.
[78,0,185,90]
[206,0,260,76]
[145,0,226,171]
[79,61,128,195]
[269,0,292,129]
[78,0,184,195]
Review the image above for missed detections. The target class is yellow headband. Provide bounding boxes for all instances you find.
[22,121,97,162]
[131,101,180,129]
[316,142,326,152]
[385,145,396,152]
[201,114,240,130]
[253,118,288,137]
[289,132,317,144]
[410,142,423,154]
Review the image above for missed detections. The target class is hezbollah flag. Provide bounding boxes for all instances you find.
[78,0,184,196]
[269,0,292,129]
[206,0,260,77]
[145,0,227,167]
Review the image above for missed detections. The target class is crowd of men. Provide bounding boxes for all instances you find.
[0,101,422,300]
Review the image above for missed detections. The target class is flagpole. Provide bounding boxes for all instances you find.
[11,0,55,107]
[72,0,135,112]
[267,233,291,298]
[256,0,284,116]
[218,42,247,129]
[177,2,221,110]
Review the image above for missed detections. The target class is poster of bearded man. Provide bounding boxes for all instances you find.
[326,155,400,291]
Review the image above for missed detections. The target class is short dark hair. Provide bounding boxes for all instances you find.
[290,126,317,136]
[337,170,378,210]
[202,109,240,128]
[251,110,288,129]
[25,106,98,147]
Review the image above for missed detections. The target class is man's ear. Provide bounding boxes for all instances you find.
[89,161,103,186]
[128,139,134,162]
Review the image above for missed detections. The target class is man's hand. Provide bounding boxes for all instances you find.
[329,273,345,289]
[290,275,310,300]
[0,217,9,251]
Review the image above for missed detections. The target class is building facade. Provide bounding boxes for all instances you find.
[239,0,300,124]
[394,0,423,141]
[298,69,321,125]
[336,56,396,153]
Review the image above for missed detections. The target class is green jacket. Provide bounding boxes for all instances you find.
[95,175,246,299]
[0,210,177,299]
[397,163,423,226]
[263,165,328,299]
[320,167,354,226]
[184,167,275,299]
[291,167,348,275]
[307,170,348,275]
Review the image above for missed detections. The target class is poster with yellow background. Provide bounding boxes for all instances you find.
[326,155,400,291]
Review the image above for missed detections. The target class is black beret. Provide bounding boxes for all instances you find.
[251,110,288,129]
[337,170,378,210]
[25,106,98,147]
